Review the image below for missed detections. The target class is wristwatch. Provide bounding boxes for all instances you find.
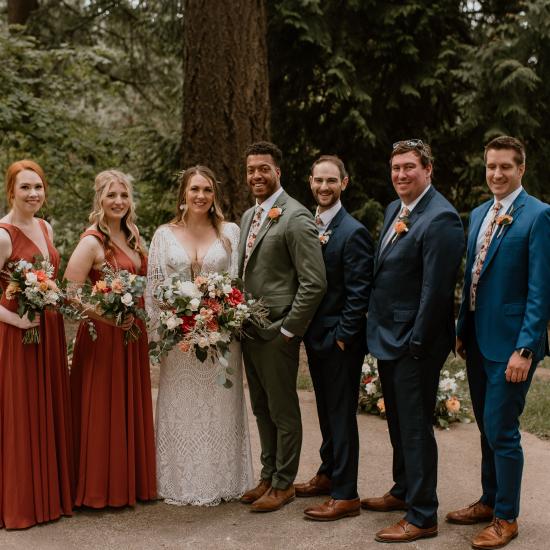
[517,348,533,359]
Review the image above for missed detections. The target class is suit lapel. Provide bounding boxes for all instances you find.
[375,201,400,266]
[247,191,288,262]
[480,190,527,277]
[375,187,436,275]
[321,206,346,256]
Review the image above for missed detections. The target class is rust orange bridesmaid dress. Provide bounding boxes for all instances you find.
[0,220,74,529]
[70,230,156,508]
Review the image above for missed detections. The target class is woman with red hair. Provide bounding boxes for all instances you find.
[0,160,74,529]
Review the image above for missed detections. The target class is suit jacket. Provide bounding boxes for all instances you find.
[367,186,465,361]
[456,189,550,362]
[304,207,374,355]
[238,190,327,340]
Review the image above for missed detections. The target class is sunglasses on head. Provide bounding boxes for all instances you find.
[392,139,425,150]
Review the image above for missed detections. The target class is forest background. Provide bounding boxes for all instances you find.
[1,0,550,262]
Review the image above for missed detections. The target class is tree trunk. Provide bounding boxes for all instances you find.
[7,0,38,25]
[181,0,270,221]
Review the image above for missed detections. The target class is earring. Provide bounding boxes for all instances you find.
[209,205,215,214]
[179,203,185,211]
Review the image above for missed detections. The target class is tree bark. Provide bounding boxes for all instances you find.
[7,0,39,25]
[181,0,270,220]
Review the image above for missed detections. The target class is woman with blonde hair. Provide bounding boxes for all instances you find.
[65,169,156,508]
[0,160,74,528]
[146,165,253,505]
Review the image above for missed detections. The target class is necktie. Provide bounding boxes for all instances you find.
[244,205,263,269]
[315,214,324,233]
[395,205,410,227]
[470,202,502,309]
[381,205,410,254]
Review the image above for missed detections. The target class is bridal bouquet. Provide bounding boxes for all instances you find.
[74,264,148,343]
[149,271,269,388]
[2,257,62,344]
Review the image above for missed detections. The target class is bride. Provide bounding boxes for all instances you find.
[146,165,254,505]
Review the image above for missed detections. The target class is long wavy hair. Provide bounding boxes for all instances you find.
[88,169,142,255]
[5,159,48,208]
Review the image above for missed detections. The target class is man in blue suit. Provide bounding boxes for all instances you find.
[363,140,464,543]
[447,136,550,549]
[294,155,373,521]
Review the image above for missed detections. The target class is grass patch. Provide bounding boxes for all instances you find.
[522,378,550,439]
[297,365,313,391]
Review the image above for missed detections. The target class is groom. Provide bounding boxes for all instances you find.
[238,141,326,512]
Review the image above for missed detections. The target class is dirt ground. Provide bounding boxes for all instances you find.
[2,384,549,550]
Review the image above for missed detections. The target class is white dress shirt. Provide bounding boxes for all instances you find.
[473,186,523,258]
[256,186,285,225]
[380,184,432,252]
[315,200,342,234]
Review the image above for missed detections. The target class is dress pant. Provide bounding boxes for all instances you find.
[242,333,302,490]
[465,313,536,520]
[377,339,449,528]
[305,339,364,500]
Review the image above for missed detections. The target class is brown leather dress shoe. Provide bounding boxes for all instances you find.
[471,518,518,549]
[294,474,331,497]
[375,519,438,543]
[361,492,407,512]
[303,498,360,521]
[240,479,271,504]
[446,500,494,525]
[250,486,295,512]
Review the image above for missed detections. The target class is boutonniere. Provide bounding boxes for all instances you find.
[391,216,410,244]
[267,207,283,221]
[319,229,332,245]
[496,205,515,238]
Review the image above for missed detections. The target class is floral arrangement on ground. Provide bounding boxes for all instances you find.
[359,354,471,428]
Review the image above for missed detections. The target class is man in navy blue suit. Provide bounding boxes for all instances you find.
[447,136,550,549]
[363,140,464,543]
[294,155,374,521]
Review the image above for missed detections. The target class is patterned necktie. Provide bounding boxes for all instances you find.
[396,205,410,227]
[470,202,502,309]
[381,205,410,254]
[244,205,263,269]
[315,214,324,233]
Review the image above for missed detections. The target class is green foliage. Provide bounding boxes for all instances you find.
[2,0,550,253]
[269,0,550,230]
[0,26,129,262]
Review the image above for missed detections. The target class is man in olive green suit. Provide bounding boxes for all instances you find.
[238,141,327,512]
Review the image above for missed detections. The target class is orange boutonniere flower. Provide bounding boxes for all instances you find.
[496,206,515,238]
[394,220,409,235]
[319,229,332,245]
[268,207,283,221]
[390,216,410,244]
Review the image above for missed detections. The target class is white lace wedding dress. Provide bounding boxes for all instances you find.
[146,222,254,506]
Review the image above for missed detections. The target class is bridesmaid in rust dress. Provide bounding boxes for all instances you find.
[64,169,156,508]
[0,160,74,529]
